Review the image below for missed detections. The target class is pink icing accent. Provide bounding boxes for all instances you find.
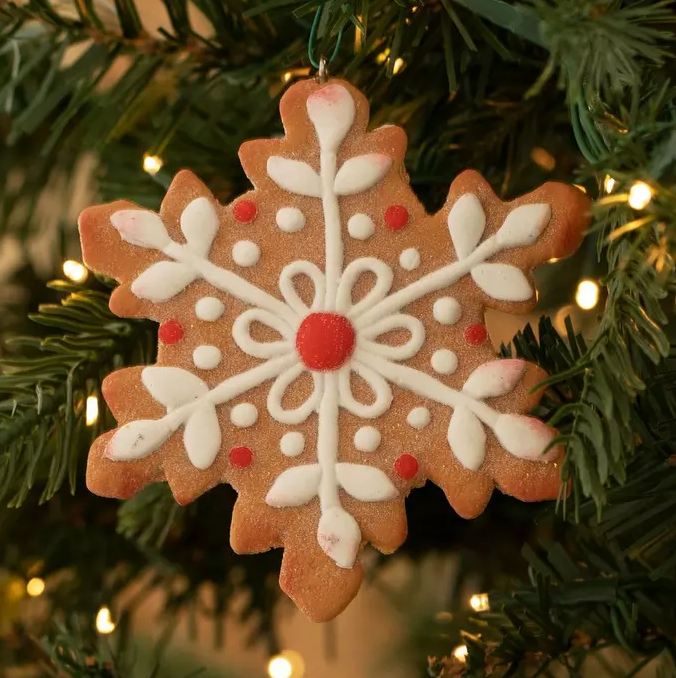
[310,84,346,104]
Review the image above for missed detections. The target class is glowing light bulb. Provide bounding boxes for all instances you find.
[469,593,489,612]
[574,184,587,194]
[26,577,45,597]
[393,58,405,74]
[575,279,599,310]
[604,175,616,193]
[453,645,468,662]
[62,260,88,283]
[96,606,116,634]
[628,181,653,209]
[86,395,99,426]
[376,48,390,64]
[267,656,293,678]
[143,154,163,175]
[283,72,292,83]
[530,147,556,171]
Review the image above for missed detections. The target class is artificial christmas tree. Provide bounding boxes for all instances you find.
[1,1,676,677]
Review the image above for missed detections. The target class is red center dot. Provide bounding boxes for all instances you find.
[158,320,184,344]
[233,199,257,223]
[464,324,488,346]
[229,446,253,468]
[394,454,419,480]
[296,313,356,371]
[385,205,409,231]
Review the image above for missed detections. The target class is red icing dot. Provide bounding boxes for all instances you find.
[229,446,253,468]
[233,199,257,223]
[385,205,409,231]
[158,320,184,344]
[394,454,419,480]
[296,313,356,371]
[464,324,488,346]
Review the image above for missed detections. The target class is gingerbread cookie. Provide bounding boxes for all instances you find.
[78,78,589,621]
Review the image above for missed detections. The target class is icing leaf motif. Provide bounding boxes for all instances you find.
[448,193,485,259]
[496,203,551,250]
[317,505,361,568]
[180,197,219,257]
[335,463,398,502]
[106,419,173,461]
[183,404,221,470]
[131,261,197,302]
[334,154,392,196]
[110,210,169,250]
[471,263,533,302]
[267,157,322,197]
[462,359,526,399]
[141,366,209,410]
[494,414,560,462]
[448,406,486,471]
[265,464,322,508]
[306,84,356,152]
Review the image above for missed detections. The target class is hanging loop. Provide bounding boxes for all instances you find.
[308,4,344,71]
[317,57,328,83]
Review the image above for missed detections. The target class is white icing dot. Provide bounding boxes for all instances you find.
[230,403,258,428]
[433,297,462,325]
[354,426,381,453]
[192,345,221,370]
[407,407,431,429]
[280,431,305,457]
[399,248,420,271]
[347,213,375,240]
[276,206,306,233]
[232,240,260,267]
[431,349,458,375]
[195,297,224,321]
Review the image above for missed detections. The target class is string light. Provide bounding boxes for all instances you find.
[574,184,587,194]
[376,48,390,64]
[143,153,163,176]
[267,651,305,678]
[604,175,616,193]
[628,181,653,209]
[452,645,468,663]
[62,260,88,283]
[85,395,99,426]
[267,656,293,678]
[530,147,556,172]
[393,58,405,74]
[95,606,116,634]
[575,279,600,310]
[469,593,490,612]
[26,577,45,597]
[283,72,293,83]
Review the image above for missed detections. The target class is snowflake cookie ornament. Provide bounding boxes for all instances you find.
[79,78,590,621]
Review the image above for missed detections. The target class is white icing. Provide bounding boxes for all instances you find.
[494,414,559,462]
[358,313,425,362]
[276,206,306,233]
[354,426,381,453]
[180,197,218,257]
[347,213,375,240]
[232,240,260,267]
[431,349,458,375]
[195,297,225,321]
[279,260,325,315]
[496,203,551,249]
[317,505,361,569]
[107,418,173,461]
[232,308,293,359]
[266,464,322,507]
[335,463,397,501]
[267,157,322,197]
[267,364,323,425]
[131,261,196,302]
[141,367,209,409]
[110,210,169,249]
[463,359,526,399]
[280,431,305,457]
[306,83,356,153]
[183,404,221,469]
[338,362,392,418]
[433,297,461,325]
[334,154,392,195]
[192,345,222,370]
[336,257,393,317]
[407,407,430,429]
[471,263,533,301]
[399,248,420,271]
[448,193,485,259]
[448,405,486,471]
[230,402,258,428]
